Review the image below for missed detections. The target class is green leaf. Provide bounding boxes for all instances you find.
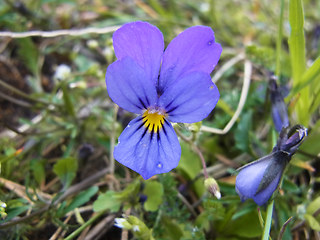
[53,157,78,189]
[305,214,320,231]
[16,38,39,77]
[0,205,30,224]
[61,186,99,216]
[93,191,121,213]
[234,110,252,153]
[61,82,76,118]
[288,0,308,125]
[116,180,140,201]
[143,181,164,212]
[306,196,320,215]
[30,159,46,185]
[290,57,320,96]
[161,216,184,240]
[226,210,262,238]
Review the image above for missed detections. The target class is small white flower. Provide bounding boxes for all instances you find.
[54,64,71,81]
[114,218,126,228]
[132,225,140,232]
[199,2,210,12]
[0,202,6,208]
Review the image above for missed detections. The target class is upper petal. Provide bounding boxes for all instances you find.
[106,57,158,113]
[159,26,222,91]
[158,71,219,123]
[114,116,181,180]
[113,21,164,86]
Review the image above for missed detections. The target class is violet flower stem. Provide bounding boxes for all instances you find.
[193,145,209,179]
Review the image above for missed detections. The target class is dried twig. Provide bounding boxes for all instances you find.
[201,59,252,134]
[0,26,120,38]
[212,52,245,83]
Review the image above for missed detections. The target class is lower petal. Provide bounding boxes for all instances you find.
[235,155,271,202]
[114,116,181,180]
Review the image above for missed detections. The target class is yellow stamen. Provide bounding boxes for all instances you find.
[142,109,166,132]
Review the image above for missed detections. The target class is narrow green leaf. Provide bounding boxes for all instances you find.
[288,0,309,125]
[290,57,320,97]
[53,157,78,189]
[306,196,320,215]
[305,214,320,231]
[0,206,30,224]
[143,181,164,212]
[61,186,99,216]
[61,82,76,118]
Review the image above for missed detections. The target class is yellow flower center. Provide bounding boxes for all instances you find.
[142,109,166,133]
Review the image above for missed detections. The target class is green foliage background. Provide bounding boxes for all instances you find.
[0,0,320,239]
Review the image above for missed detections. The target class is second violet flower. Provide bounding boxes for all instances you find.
[106,21,222,180]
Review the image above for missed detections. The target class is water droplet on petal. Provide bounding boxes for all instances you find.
[157,162,163,169]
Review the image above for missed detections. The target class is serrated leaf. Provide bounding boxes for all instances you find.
[93,191,121,213]
[53,157,78,189]
[143,181,163,212]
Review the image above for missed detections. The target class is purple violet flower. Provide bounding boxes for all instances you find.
[235,125,307,206]
[106,21,222,179]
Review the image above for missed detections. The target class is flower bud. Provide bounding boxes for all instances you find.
[236,125,307,205]
[204,177,221,199]
[269,77,289,132]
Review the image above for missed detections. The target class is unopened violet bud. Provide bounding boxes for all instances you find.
[280,125,308,156]
[269,77,289,132]
[235,125,307,205]
[204,177,221,199]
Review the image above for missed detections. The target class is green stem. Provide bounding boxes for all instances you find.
[262,199,274,240]
[64,211,105,240]
[275,0,285,77]
[0,78,59,107]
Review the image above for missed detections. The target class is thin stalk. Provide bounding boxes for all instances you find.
[64,211,105,240]
[261,130,278,239]
[0,79,58,107]
[262,200,274,240]
[110,104,119,174]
